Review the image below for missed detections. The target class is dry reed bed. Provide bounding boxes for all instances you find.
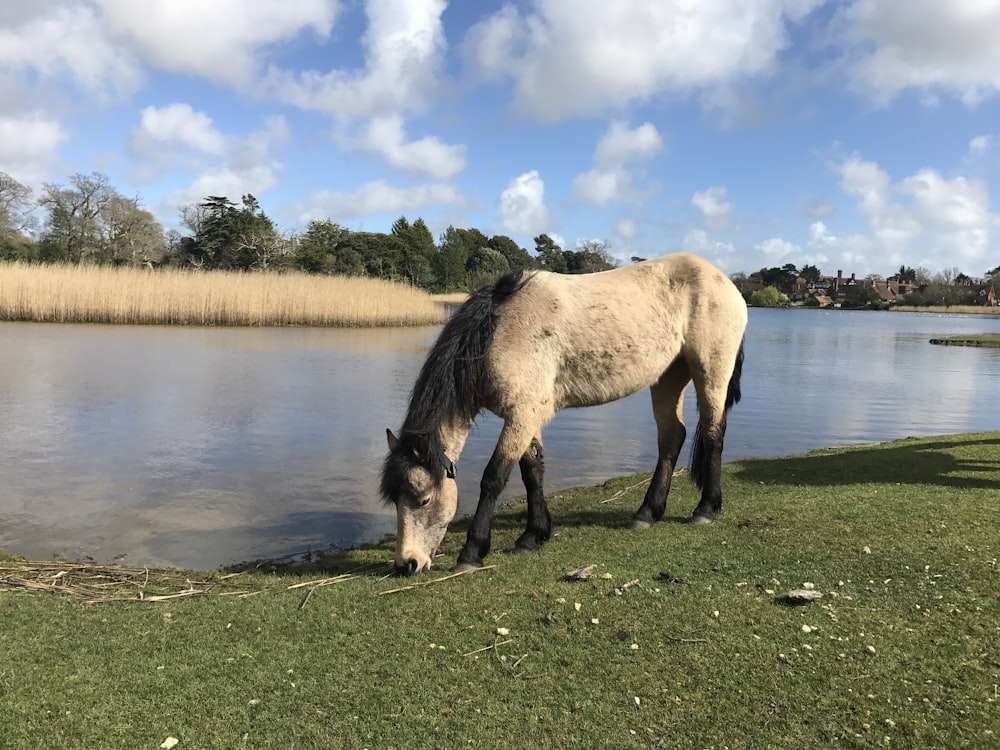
[893,304,1000,315]
[0,262,447,327]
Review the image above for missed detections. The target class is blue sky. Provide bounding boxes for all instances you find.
[2,0,999,278]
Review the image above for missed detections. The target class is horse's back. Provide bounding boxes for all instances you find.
[487,253,746,413]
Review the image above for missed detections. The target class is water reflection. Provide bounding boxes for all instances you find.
[1,310,998,569]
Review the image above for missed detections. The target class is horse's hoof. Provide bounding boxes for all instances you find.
[628,519,653,531]
[451,561,483,574]
[688,515,715,525]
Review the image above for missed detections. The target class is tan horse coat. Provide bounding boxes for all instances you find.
[382,253,747,574]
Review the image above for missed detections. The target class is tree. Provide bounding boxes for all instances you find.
[0,172,36,243]
[534,234,566,273]
[488,234,534,270]
[434,226,471,291]
[233,194,286,270]
[466,247,509,289]
[103,194,166,266]
[565,239,616,274]
[38,172,116,263]
[294,219,350,274]
[749,286,781,307]
[799,264,822,283]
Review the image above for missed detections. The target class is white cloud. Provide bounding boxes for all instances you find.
[262,0,446,118]
[157,116,290,213]
[615,218,638,241]
[594,120,663,168]
[838,0,1000,104]
[757,237,798,259]
[166,165,281,210]
[0,3,142,101]
[807,221,837,248]
[463,0,823,120]
[129,103,226,156]
[573,167,627,208]
[969,134,992,154]
[498,170,549,236]
[0,114,69,185]
[339,115,466,180]
[101,0,337,87]
[573,120,662,206]
[835,152,998,271]
[692,186,735,231]
[302,179,463,222]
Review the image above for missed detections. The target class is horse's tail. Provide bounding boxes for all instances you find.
[401,268,529,475]
[691,338,744,489]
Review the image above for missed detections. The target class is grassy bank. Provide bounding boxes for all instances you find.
[929,334,1000,348]
[0,262,446,327]
[2,433,998,749]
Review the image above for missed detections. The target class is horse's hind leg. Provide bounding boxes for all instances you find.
[629,359,690,530]
[689,380,731,524]
[511,434,550,554]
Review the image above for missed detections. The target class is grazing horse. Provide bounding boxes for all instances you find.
[380,253,747,575]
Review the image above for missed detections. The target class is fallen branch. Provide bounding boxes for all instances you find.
[599,479,649,504]
[378,565,495,596]
[664,635,708,644]
[463,639,513,657]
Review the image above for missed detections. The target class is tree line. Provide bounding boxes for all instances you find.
[732,262,1000,309]
[0,171,615,292]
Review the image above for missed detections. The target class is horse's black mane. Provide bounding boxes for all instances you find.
[384,268,530,494]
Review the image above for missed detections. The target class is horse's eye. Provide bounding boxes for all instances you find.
[417,495,431,508]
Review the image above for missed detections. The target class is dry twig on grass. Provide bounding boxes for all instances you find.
[0,560,253,604]
[378,565,495,596]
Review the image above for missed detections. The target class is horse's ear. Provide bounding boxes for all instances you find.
[386,429,400,451]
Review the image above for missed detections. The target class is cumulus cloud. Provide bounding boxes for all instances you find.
[573,120,663,206]
[302,179,463,222]
[338,114,466,180]
[157,115,289,212]
[463,0,822,120]
[615,218,638,241]
[756,237,798,259]
[0,114,69,185]
[0,3,143,101]
[129,103,226,156]
[692,186,736,231]
[837,0,1000,104]
[102,0,337,87]
[593,120,663,168]
[498,170,549,236]
[835,152,998,271]
[262,0,446,118]
[969,134,992,154]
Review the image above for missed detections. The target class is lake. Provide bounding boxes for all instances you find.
[1,308,998,569]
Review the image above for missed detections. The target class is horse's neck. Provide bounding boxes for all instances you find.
[439,417,472,464]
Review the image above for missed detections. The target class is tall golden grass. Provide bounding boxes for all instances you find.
[0,262,447,327]
[893,304,1000,315]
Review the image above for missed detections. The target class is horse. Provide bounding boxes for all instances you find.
[380,253,747,575]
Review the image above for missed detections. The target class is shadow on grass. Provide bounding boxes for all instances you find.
[733,434,1000,490]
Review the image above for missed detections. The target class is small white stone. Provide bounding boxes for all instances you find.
[801,624,813,633]
[867,645,876,654]
[496,627,509,636]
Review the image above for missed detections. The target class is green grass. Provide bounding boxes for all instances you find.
[929,334,1000,348]
[2,433,998,749]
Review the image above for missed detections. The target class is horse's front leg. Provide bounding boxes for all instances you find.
[454,423,535,572]
[511,435,549,554]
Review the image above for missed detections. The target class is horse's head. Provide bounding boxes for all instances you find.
[380,429,458,575]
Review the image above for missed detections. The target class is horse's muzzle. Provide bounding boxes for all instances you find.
[394,558,420,576]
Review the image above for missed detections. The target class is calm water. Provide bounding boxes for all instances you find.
[1,309,999,569]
